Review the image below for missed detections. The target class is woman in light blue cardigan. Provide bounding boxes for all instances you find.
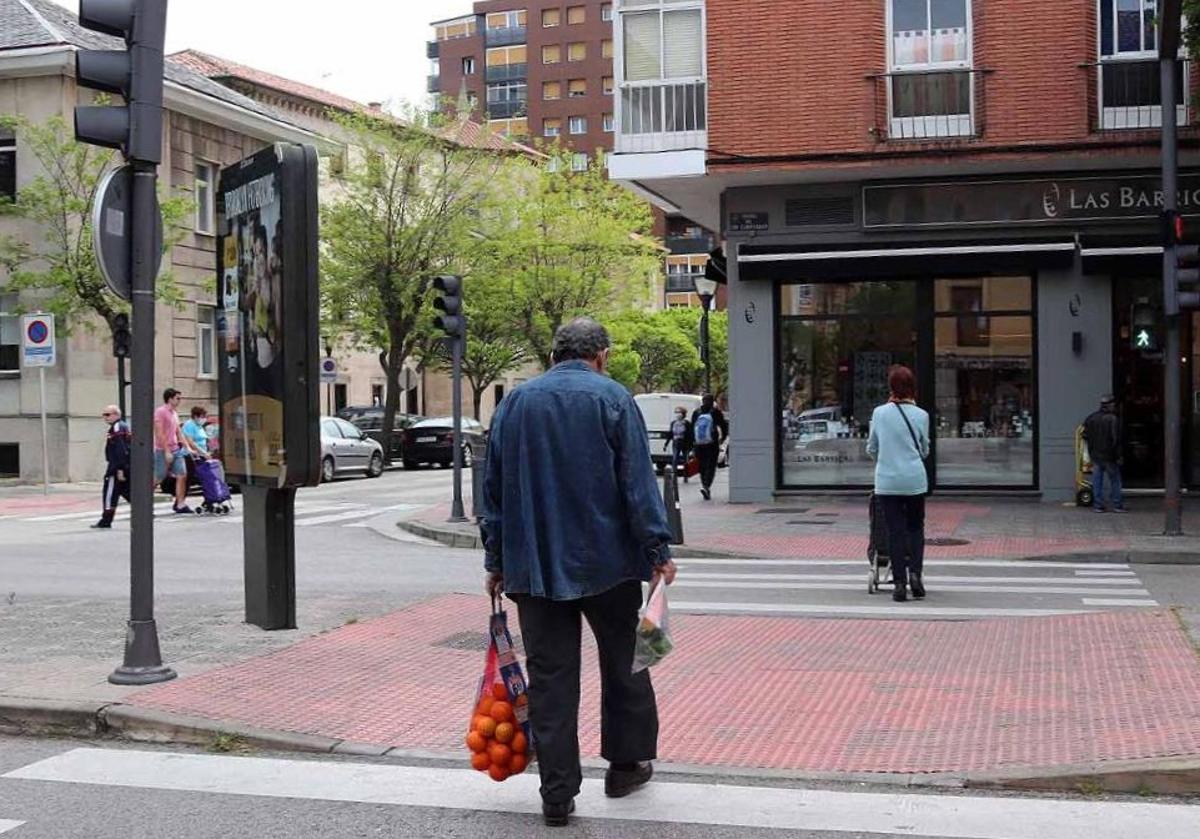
[866,365,930,603]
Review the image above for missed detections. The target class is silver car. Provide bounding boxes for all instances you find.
[320,416,385,482]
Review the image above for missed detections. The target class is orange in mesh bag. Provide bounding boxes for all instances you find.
[465,597,534,782]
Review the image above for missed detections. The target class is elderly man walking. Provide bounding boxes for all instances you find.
[481,317,677,827]
[92,404,131,529]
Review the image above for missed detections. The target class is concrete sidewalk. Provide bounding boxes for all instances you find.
[401,476,1200,563]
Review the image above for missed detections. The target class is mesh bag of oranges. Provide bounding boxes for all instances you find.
[466,597,534,782]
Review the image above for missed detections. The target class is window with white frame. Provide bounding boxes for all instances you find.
[196,305,216,378]
[194,161,216,235]
[618,0,706,137]
[463,57,476,75]
[0,293,19,373]
[569,115,587,134]
[571,152,589,172]
[887,0,973,139]
[603,112,615,132]
[0,129,14,201]
[544,117,562,137]
[1098,0,1185,129]
[601,3,613,22]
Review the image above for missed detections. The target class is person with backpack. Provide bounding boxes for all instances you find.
[667,406,693,482]
[691,394,729,500]
[866,365,930,603]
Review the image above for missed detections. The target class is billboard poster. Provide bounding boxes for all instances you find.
[217,144,321,489]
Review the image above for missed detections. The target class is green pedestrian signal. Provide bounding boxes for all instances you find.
[1135,328,1153,350]
[1131,303,1159,351]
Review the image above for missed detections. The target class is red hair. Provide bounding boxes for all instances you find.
[888,365,916,401]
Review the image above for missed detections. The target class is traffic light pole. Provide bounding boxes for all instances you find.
[449,335,467,523]
[110,161,175,684]
[1162,50,1184,536]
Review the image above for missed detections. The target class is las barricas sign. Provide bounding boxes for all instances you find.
[863,173,1200,229]
[216,144,321,489]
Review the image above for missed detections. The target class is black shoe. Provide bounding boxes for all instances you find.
[90,520,112,529]
[910,573,926,600]
[605,761,653,798]
[701,488,711,500]
[542,799,575,827]
[173,505,193,515]
[892,587,908,603]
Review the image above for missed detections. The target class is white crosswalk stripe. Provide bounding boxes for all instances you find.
[0,821,22,834]
[671,557,1159,620]
[6,748,1199,839]
[8,500,417,530]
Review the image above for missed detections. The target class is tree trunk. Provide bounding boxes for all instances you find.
[472,385,484,421]
[380,343,404,466]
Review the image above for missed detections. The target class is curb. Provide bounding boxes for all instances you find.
[396,520,747,559]
[5,696,1200,795]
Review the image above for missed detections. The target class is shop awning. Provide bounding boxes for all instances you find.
[737,241,1078,281]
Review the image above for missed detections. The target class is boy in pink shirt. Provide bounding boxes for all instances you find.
[154,388,201,513]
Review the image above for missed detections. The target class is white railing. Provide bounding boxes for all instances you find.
[616,80,707,154]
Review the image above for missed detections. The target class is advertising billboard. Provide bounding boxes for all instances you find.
[217,144,320,489]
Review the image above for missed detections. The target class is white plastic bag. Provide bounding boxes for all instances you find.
[632,578,674,673]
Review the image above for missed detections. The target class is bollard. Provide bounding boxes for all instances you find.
[471,444,487,522]
[662,465,684,545]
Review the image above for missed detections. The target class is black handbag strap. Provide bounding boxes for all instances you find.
[894,402,923,458]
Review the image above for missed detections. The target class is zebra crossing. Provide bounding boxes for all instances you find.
[0,821,21,835]
[670,557,1158,619]
[14,499,418,530]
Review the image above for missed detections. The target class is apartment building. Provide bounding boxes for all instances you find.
[609,0,1200,502]
[429,0,718,309]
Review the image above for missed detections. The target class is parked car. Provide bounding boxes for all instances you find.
[336,405,379,422]
[634,393,703,472]
[320,416,385,482]
[350,411,423,462]
[400,416,486,469]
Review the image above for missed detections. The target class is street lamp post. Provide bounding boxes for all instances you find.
[693,276,719,395]
[323,336,333,416]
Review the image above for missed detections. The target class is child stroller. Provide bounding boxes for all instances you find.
[866,493,896,594]
[194,457,233,515]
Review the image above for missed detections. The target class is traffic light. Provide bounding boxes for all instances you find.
[74,0,167,163]
[111,312,131,358]
[1131,303,1160,351]
[1166,210,1200,309]
[433,275,465,340]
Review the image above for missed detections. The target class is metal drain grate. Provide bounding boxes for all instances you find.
[788,520,836,526]
[925,537,971,547]
[433,630,523,653]
[756,508,810,514]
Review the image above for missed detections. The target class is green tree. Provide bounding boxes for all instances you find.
[656,306,729,397]
[0,114,188,341]
[321,110,498,461]
[477,146,662,370]
[607,309,701,394]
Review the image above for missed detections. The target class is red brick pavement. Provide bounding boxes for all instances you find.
[130,595,1200,774]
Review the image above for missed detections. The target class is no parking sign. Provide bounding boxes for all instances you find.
[21,313,55,368]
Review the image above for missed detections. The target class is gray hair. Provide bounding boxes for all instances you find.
[552,317,611,363]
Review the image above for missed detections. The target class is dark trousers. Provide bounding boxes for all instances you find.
[671,442,690,481]
[511,581,659,804]
[695,444,719,489]
[879,494,925,587]
[100,472,130,523]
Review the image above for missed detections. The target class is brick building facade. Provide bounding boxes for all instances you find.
[609,0,1200,501]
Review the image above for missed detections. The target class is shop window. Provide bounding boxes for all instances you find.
[779,281,918,488]
[0,292,18,374]
[0,129,14,202]
[0,443,17,478]
[933,277,1035,487]
[888,0,973,139]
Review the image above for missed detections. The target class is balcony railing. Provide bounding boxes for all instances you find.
[868,69,990,141]
[665,271,703,294]
[665,233,714,255]
[427,40,439,59]
[486,99,527,120]
[1083,59,1189,131]
[616,80,707,154]
[485,63,527,83]
[485,26,526,47]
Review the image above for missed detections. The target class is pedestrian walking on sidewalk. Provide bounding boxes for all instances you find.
[154,388,201,514]
[481,317,677,827]
[668,406,693,482]
[91,405,131,529]
[1083,395,1126,513]
[866,365,930,603]
[691,394,728,500]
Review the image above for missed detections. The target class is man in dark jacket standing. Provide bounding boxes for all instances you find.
[1083,395,1126,513]
[92,404,131,529]
[482,317,677,827]
[691,394,729,500]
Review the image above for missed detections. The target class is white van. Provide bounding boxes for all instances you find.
[634,393,703,471]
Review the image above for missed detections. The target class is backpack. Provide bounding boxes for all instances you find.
[694,412,715,446]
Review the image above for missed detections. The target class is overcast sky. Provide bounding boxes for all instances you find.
[49,0,476,112]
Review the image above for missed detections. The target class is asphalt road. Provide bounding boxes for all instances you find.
[2,735,1197,839]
